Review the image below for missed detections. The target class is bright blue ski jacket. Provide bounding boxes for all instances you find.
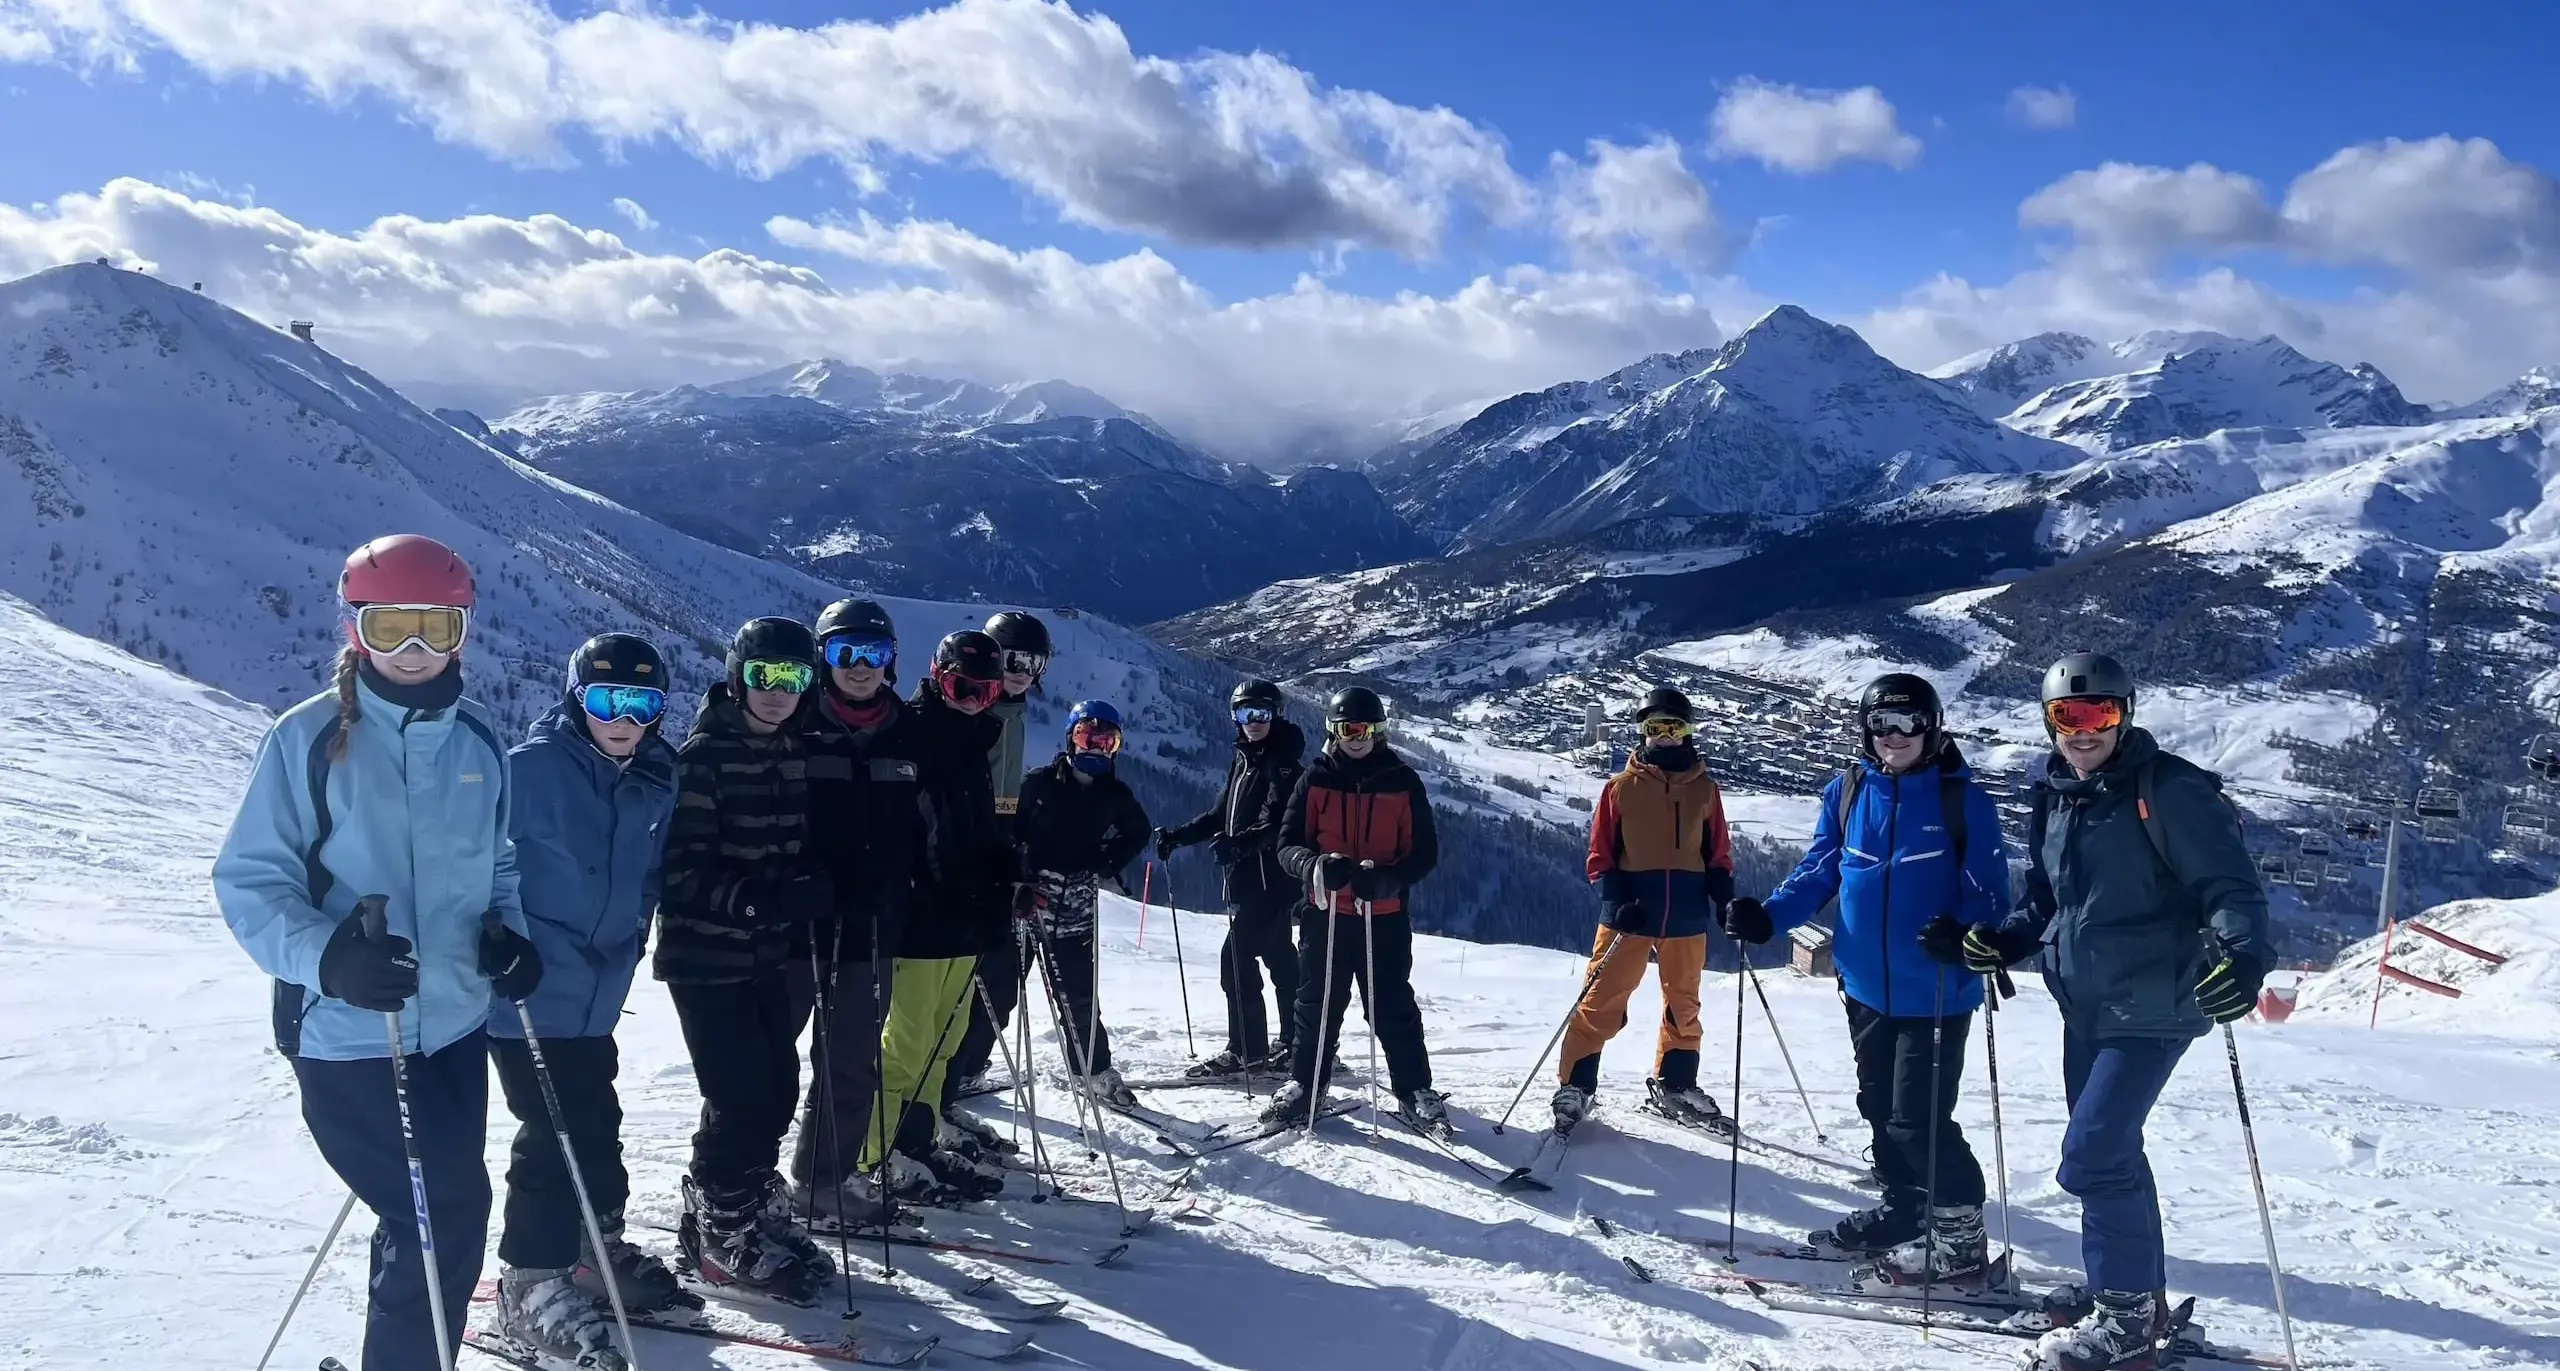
[1763,753,2010,1017]
[214,675,525,1061]
[489,703,679,1041]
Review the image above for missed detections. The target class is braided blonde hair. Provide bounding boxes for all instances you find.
[328,645,361,761]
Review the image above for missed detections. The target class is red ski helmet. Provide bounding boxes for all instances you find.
[339,535,476,655]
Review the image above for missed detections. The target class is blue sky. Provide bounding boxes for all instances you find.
[2,0,2555,451]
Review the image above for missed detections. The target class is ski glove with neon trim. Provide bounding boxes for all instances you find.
[1961,924,2041,975]
[318,908,418,1012]
[2194,944,2267,1024]
[479,913,544,1003]
[1718,896,1773,945]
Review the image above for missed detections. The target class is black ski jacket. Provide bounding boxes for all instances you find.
[802,690,940,966]
[1165,718,1307,904]
[904,686,1011,960]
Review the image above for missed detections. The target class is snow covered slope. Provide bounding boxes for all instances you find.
[9,621,2552,1370]
[2445,365,2560,421]
[2295,891,2560,1029]
[710,358,1153,432]
[1373,305,2082,549]
[1996,334,2424,451]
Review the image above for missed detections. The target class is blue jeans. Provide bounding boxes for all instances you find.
[294,1032,491,1371]
[2058,1030,2189,1293]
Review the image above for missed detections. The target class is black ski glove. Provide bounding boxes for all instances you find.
[1315,854,1359,894]
[317,906,418,1012]
[479,913,544,1002]
[743,867,834,926]
[1719,896,1773,945]
[1152,828,1179,862]
[2194,942,2267,1024]
[1917,916,1969,967]
[1209,834,1243,867]
[1962,924,2041,975]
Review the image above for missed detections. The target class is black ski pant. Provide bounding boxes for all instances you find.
[1220,892,1300,1061]
[1289,908,1431,1097]
[786,955,887,1194]
[1846,997,1986,1210]
[293,1032,490,1371]
[670,972,810,1207]
[491,1033,625,1271]
[945,924,1022,1103]
[1028,922,1114,1074]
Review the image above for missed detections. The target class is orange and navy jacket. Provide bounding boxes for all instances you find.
[1278,742,1438,916]
[1587,753,1734,939]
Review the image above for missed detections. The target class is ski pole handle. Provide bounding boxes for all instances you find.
[357,893,389,942]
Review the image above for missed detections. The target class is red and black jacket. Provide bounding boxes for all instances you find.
[1278,742,1438,916]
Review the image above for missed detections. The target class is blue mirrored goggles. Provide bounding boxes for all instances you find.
[822,636,896,670]
[579,683,667,726]
[1232,706,1275,727]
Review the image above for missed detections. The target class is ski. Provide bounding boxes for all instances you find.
[1745,1287,2292,1368]
[1498,1120,1579,1192]
[833,1263,1069,1323]
[467,1279,937,1367]
[1187,1097,1365,1154]
[1629,1098,1869,1181]
[671,1270,1037,1361]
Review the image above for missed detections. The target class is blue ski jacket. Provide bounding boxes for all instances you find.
[1763,753,2009,1017]
[489,702,679,1041]
[214,674,525,1061]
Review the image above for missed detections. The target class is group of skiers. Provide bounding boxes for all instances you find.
[1555,665,2274,1371]
[213,531,2272,1371]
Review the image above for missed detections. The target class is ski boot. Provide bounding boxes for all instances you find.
[1645,1076,1726,1130]
[1549,1084,1592,1135]
[879,1153,972,1207]
[496,1265,626,1371]
[940,1107,1016,1158]
[1870,1204,1992,1288]
[678,1176,832,1306]
[1257,1080,1312,1127]
[2031,1290,2171,1370]
[1398,1088,1454,1140]
[1186,1050,1252,1080]
[917,1144,1007,1202]
[1808,1192,1925,1257]
[1079,1066,1140,1110]
[578,1207,697,1314]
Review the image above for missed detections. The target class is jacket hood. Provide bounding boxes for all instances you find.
[1241,716,1308,762]
[2041,726,2160,795]
[524,700,678,785]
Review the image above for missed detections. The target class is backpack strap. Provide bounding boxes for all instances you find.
[1833,764,1861,838]
[2134,756,2174,873]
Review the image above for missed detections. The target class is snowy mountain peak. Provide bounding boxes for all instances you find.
[1926,331,2104,415]
[708,358,1139,429]
[2000,331,2426,450]
[2448,364,2560,420]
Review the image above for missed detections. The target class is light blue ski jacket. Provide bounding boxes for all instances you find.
[214,675,525,1061]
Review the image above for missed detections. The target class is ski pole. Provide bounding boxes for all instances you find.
[1359,889,1382,1129]
[1982,974,2014,1297]
[1724,944,1746,1265]
[1028,920,1131,1227]
[974,970,1062,1200]
[1304,867,1346,1137]
[358,896,455,1371]
[2225,1022,2300,1370]
[508,995,641,1370]
[801,939,859,1310]
[1167,858,1197,1058]
[1744,961,1828,1147]
[1491,929,1628,1135]
[253,1190,357,1371]
[1136,860,1151,951]
[1919,972,1947,1338]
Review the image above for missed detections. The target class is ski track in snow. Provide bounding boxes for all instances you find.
[5,596,2560,1370]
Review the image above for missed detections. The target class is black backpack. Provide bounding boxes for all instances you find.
[1834,758,1972,868]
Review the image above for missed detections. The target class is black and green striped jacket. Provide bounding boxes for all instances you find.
[652,683,814,985]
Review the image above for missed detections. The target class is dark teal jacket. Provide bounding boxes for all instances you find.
[2008,728,2273,1039]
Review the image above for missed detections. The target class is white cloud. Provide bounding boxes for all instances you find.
[2019,162,2281,267]
[1549,136,1728,271]
[2005,85,2076,131]
[1707,78,1921,174]
[2281,136,2560,277]
[0,0,1534,258]
[609,197,656,234]
[0,177,1722,458]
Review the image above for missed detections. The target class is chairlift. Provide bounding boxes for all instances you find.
[2529,734,2560,784]
[2297,830,2332,859]
[2422,817,2461,844]
[2325,860,2350,885]
[2341,810,2382,842]
[2292,861,2321,888]
[2257,854,2289,881]
[2503,803,2552,840]
[2415,787,2464,821]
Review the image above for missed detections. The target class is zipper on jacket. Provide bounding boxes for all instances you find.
[1881,771,1898,1016]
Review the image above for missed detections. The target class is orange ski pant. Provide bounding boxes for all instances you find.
[1558,926,1706,1087]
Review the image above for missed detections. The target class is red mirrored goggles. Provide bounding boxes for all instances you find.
[2045,696,2127,736]
[1327,719,1385,743]
[936,667,1003,708]
[1067,719,1124,755]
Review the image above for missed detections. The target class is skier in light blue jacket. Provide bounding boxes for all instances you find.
[213,534,538,1371]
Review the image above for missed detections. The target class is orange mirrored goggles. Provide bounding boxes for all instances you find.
[1327,719,1385,743]
[2044,696,2126,736]
[352,603,469,655]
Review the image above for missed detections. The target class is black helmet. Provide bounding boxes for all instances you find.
[1231,678,1284,713]
[816,597,896,643]
[984,610,1052,658]
[1328,685,1387,725]
[726,616,815,692]
[934,629,1005,683]
[2041,652,2135,716]
[1859,672,1945,761]
[1636,686,1693,723]
[568,632,666,694]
